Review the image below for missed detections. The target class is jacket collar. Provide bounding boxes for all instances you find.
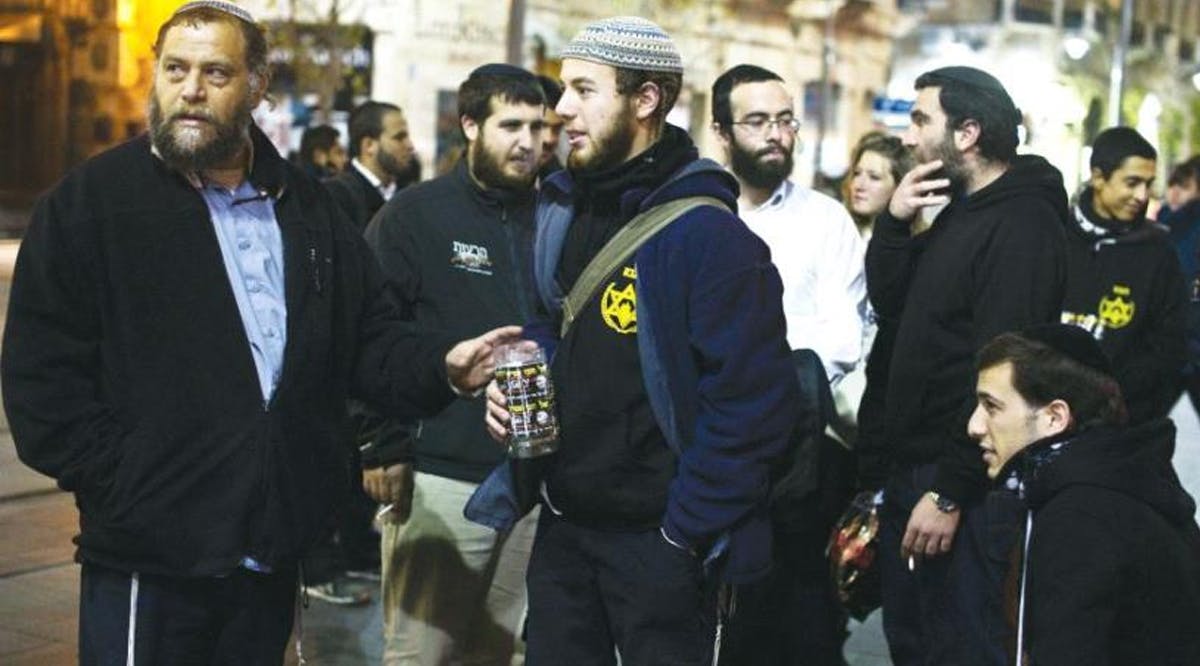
[454,158,535,210]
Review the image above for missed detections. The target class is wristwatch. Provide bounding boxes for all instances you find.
[926,491,959,514]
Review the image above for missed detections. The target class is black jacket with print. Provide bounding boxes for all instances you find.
[364,159,537,483]
[1061,188,1188,424]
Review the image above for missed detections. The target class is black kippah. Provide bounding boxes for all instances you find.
[925,66,1007,94]
[469,63,536,81]
[1020,324,1114,377]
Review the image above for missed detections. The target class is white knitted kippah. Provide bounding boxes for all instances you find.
[171,0,255,24]
[561,16,683,74]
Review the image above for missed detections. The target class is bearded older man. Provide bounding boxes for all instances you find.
[1,2,516,663]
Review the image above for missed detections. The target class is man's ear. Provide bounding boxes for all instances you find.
[632,82,662,122]
[360,135,378,161]
[954,118,981,153]
[1090,166,1108,189]
[1042,399,1073,437]
[248,71,270,108]
[711,122,732,152]
[461,115,480,143]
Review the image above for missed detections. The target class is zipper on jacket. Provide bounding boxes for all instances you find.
[501,207,532,321]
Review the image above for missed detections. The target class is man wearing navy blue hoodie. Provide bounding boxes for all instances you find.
[480,16,799,665]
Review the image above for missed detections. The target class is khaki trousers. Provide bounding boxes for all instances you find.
[381,471,538,666]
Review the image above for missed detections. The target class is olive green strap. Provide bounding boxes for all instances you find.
[560,196,729,338]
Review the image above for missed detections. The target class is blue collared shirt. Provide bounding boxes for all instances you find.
[197,178,286,575]
[198,179,287,405]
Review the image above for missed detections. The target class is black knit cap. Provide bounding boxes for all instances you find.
[922,66,1017,116]
[925,66,1006,93]
[469,63,537,82]
[1020,323,1114,377]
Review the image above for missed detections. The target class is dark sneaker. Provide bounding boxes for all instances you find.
[303,582,370,606]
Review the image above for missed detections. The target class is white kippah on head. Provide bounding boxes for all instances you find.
[561,16,683,74]
[171,0,256,24]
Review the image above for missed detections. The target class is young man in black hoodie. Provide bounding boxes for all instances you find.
[865,66,1068,665]
[970,325,1200,666]
[362,64,545,664]
[1060,126,1186,426]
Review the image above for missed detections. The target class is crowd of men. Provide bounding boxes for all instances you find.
[3,1,1200,665]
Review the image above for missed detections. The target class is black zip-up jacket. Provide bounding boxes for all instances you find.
[1061,189,1187,424]
[998,421,1200,665]
[1,127,457,577]
[324,165,386,232]
[866,155,1068,502]
[363,160,536,482]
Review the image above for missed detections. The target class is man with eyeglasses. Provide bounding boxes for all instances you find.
[710,63,867,666]
[712,64,867,388]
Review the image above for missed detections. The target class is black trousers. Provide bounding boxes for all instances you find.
[303,446,380,584]
[717,527,848,666]
[878,464,1022,666]
[79,561,296,666]
[525,509,718,666]
[719,435,855,666]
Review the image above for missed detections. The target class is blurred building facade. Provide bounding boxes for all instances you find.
[0,0,174,211]
[4,0,1198,227]
[889,0,1200,190]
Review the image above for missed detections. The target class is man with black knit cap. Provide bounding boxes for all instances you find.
[970,324,1200,665]
[865,65,1068,665]
[0,3,516,662]
[363,63,545,665]
[478,16,799,664]
[1060,126,1187,426]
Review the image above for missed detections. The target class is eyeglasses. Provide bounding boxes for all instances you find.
[730,116,801,134]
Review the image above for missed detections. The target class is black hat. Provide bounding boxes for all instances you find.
[468,63,537,82]
[924,66,1007,94]
[1020,323,1114,377]
[920,66,1019,121]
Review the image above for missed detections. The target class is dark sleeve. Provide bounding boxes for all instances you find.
[358,194,424,466]
[934,206,1066,501]
[0,181,127,496]
[662,216,800,551]
[1025,503,1120,666]
[363,194,421,318]
[865,211,921,317]
[323,176,357,229]
[1113,247,1188,423]
[347,217,458,423]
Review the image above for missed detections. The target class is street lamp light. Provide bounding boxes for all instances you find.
[1063,35,1090,60]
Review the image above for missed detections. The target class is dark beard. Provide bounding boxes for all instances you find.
[930,130,968,190]
[149,94,252,173]
[376,148,410,182]
[469,136,535,191]
[567,102,635,174]
[730,140,793,191]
